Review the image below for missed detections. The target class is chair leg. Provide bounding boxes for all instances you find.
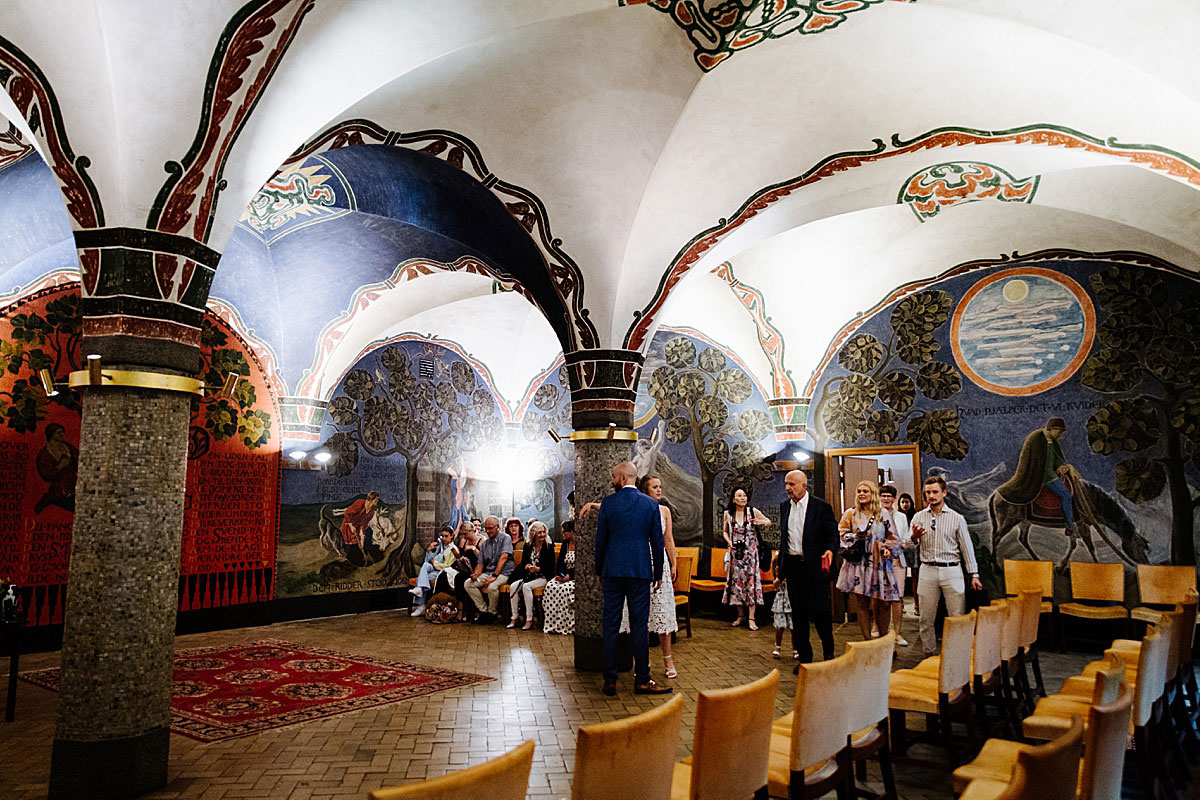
[889,709,908,757]
[878,718,898,800]
[753,787,768,800]
[941,712,960,767]
[686,603,692,638]
[1029,646,1047,697]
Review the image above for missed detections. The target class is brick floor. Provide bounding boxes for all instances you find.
[0,602,1118,799]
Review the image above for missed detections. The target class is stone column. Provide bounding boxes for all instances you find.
[563,349,643,671]
[49,230,213,799]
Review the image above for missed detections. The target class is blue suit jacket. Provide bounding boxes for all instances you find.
[595,486,664,579]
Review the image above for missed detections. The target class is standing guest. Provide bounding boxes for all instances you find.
[596,461,671,696]
[910,474,982,656]
[897,492,919,614]
[770,552,797,660]
[542,521,576,634]
[507,522,555,629]
[721,487,770,630]
[620,475,680,679]
[411,525,457,616]
[778,470,838,670]
[836,481,883,640]
[464,516,515,623]
[505,517,526,546]
[879,485,910,646]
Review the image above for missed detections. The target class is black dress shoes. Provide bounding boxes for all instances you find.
[633,681,672,695]
[602,683,617,696]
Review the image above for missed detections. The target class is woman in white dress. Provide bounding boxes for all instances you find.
[619,474,680,678]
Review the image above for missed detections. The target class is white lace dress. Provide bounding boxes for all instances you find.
[621,507,678,635]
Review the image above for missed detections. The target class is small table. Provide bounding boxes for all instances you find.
[1,620,23,722]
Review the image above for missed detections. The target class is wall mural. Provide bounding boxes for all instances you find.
[278,341,572,599]
[0,280,281,624]
[898,162,1040,222]
[808,252,1199,596]
[632,328,784,552]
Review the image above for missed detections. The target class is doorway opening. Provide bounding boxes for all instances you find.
[823,444,921,517]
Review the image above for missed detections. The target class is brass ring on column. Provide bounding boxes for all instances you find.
[568,429,638,442]
[68,368,205,395]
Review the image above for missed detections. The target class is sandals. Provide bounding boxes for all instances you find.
[664,656,678,679]
[748,620,759,632]
[731,618,744,627]
[771,647,781,658]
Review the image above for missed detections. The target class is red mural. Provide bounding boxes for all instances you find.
[0,281,280,625]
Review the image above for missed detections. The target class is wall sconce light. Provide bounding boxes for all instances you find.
[219,372,241,399]
[313,450,333,464]
[288,450,307,461]
[38,369,59,397]
[547,429,561,443]
[87,353,102,384]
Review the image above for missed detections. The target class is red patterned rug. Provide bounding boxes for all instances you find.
[21,638,493,742]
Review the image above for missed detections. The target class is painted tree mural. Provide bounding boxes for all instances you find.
[647,336,774,552]
[323,344,503,579]
[1080,265,1200,565]
[192,319,271,453]
[518,365,573,518]
[814,289,970,459]
[0,292,81,429]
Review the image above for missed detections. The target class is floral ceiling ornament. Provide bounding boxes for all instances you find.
[899,161,1040,222]
[624,0,899,71]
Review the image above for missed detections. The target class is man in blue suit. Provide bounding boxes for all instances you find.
[595,461,671,696]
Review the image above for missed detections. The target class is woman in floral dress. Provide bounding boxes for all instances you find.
[721,488,770,630]
[836,481,903,640]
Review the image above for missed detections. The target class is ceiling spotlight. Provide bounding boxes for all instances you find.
[219,372,241,399]
[38,368,58,397]
[547,429,561,443]
[289,450,307,461]
[314,450,333,464]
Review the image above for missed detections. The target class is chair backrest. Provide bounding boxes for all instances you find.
[1011,716,1085,800]
[1158,607,1184,681]
[675,547,701,576]
[573,694,684,800]
[844,632,896,734]
[1176,589,1198,674]
[710,547,728,579]
[368,739,534,800]
[990,599,1021,662]
[1135,564,1197,606]
[1069,562,1125,603]
[759,550,775,586]
[1004,559,1054,599]
[674,556,693,593]
[790,650,851,770]
[689,671,779,800]
[1016,589,1042,650]
[972,603,1005,678]
[1088,656,1126,706]
[1131,622,1170,728]
[1079,686,1133,800]
[938,610,976,694]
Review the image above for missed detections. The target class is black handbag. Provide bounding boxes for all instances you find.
[839,516,872,564]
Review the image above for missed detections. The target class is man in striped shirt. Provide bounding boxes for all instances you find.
[910,475,983,656]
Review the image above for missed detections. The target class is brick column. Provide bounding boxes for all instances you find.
[562,349,643,671]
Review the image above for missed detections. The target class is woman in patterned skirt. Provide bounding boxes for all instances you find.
[721,487,770,630]
[541,521,576,634]
[836,481,903,640]
[621,474,680,678]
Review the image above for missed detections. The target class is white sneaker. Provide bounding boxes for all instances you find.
[896,635,909,647]
[410,606,425,617]
[409,587,422,597]
[870,624,879,637]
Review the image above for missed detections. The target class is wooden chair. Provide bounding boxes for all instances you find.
[671,670,778,800]
[368,739,534,800]
[1014,590,1047,701]
[1131,565,1196,623]
[1057,562,1129,649]
[955,717,1085,800]
[573,694,684,800]
[1003,559,1054,617]
[1020,655,1124,742]
[990,599,1026,730]
[691,548,727,593]
[842,632,898,800]
[888,610,977,766]
[674,555,694,638]
[767,649,852,799]
[675,547,701,577]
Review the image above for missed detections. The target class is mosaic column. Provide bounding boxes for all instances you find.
[563,349,643,671]
[50,231,213,799]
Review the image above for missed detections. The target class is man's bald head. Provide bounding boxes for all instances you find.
[612,461,638,489]
[784,469,808,502]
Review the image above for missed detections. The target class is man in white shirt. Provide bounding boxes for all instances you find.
[778,470,838,666]
[910,475,983,656]
[879,485,910,647]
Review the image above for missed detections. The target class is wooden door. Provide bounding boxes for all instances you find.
[841,457,878,514]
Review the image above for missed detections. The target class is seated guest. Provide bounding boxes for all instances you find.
[542,521,576,634]
[434,521,479,613]
[507,522,555,629]
[464,516,514,623]
[505,516,526,546]
[411,524,457,616]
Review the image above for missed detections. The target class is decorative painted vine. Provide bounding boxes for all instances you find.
[899,161,1039,222]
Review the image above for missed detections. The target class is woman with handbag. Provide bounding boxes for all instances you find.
[721,487,770,630]
[835,481,903,640]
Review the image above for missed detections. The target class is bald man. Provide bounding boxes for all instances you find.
[595,461,670,696]
[779,470,838,667]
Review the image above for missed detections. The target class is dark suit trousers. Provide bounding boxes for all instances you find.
[783,554,834,662]
[602,576,651,684]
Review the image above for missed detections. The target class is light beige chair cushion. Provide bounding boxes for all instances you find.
[369,739,534,800]
[573,694,684,800]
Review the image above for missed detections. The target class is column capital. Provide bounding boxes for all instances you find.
[563,348,644,429]
[767,396,811,441]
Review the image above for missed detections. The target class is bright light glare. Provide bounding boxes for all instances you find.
[314,451,333,463]
[289,450,307,460]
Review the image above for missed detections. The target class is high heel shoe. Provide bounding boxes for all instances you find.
[731,618,743,627]
[664,656,677,679]
[748,620,758,632]
[506,618,519,629]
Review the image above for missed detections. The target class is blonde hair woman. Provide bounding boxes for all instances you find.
[834,481,902,640]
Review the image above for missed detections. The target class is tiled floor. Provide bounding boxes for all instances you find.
[0,603,1129,799]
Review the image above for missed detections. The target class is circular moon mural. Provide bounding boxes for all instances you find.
[951,267,1095,396]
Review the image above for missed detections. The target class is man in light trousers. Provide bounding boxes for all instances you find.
[909,475,982,656]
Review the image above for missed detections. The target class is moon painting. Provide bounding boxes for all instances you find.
[951,268,1095,396]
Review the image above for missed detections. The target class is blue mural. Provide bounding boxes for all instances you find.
[0,150,78,292]
[809,255,1200,592]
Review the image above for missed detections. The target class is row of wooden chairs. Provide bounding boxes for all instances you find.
[953,589,1199,800]
[1003,560,1197,649]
